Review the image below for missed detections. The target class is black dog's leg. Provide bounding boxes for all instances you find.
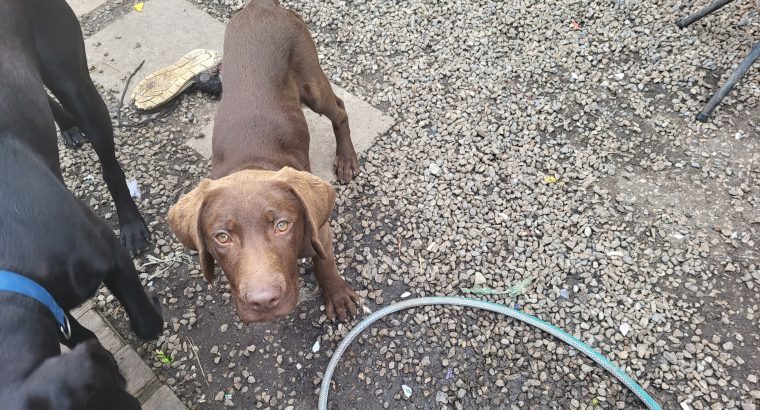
[33,1,150,253]
[48,96,87,149]
[103,249,163,340]
[59,312,97,348]
[51,84,150,253]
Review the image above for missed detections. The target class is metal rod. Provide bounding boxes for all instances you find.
[697,41,760,122]
[677,0,734,28]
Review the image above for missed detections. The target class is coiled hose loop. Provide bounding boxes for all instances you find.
[319,297,661,410]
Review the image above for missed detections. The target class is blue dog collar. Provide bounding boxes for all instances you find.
[0,269,71,339]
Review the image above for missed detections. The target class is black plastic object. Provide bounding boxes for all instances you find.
[193,69,223,98]
[677,0,733,28]
[696,42,760,122]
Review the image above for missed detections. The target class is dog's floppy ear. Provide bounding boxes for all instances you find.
[274,167,336,259]
[168,179,216,282]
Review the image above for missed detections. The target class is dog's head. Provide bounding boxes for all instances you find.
[168,167,335,322]
[78,341,140,410]
[25,340,139,410]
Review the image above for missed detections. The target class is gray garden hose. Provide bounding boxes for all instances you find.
[319,296,661,410]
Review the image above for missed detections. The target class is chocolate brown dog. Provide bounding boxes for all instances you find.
[169,0,360,322]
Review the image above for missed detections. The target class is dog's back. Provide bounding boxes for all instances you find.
[211,0,317,178]
[0,137,113,307]
[223,0,302,98]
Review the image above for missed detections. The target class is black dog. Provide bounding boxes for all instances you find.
[0,0,163,406]
[0,0,150,253]
[0,137,164,341]
[0,137,162,407]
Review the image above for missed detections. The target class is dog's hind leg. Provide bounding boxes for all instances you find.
[32,0,150,253]
[46,83,150,253]
[48,95,87,149]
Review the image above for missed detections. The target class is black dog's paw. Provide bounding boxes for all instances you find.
[150,293,163,319]
[134,293,164,340]
[120,219,151,255]
[61,127,88,149]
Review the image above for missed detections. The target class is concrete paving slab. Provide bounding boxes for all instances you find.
[142,385,188,410]
[184,121,214,159]
[184,85,393,182]
[71,299,94,320]
[78,309,124,352]
[66,0,107,17]
[305,85,394,181]
[114,344,157,395]
[84,0,225,99]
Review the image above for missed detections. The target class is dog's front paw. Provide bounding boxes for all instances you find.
[323,280,359,322]
[333,149,359,184]
[120,219,151,254]
[132,293,164,340]
[61,127,88,149]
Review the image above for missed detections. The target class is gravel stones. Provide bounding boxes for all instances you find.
[435,391,448,403]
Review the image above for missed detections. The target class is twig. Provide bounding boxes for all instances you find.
[142,253,194,281]
[96,58,121,71]
[117,60,145,125]
[187,336,210,386]
[140,253,193,269]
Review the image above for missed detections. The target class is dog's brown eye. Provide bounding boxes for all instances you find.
[215,232,231,244]
[275,221,291,233]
